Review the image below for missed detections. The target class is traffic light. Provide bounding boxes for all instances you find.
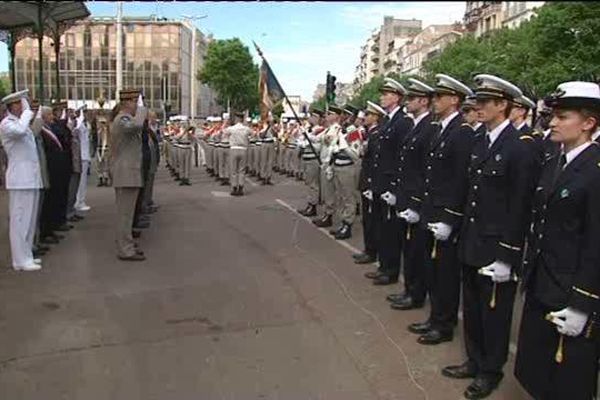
[326,72,337,104]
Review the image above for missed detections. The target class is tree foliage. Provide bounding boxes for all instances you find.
[198,38,259,113]
[0,75,10,100]
[310,95,328,111]
[272,101,284,119]
[423,2,600,99]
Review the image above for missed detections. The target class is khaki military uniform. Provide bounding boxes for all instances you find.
[226,123,252,188]
[319,123,341,217]
[260,126,276,181]
[110,107,147,258]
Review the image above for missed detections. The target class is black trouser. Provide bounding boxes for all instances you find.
[360,196,379,258]
[133,165,150,228]
[462,264,517,381]
[401,223,427,302]
[374,197,404,279]
[418,227,460,331]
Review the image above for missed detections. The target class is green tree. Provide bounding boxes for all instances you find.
[198,38,259,113]
[350,75,385,109]
[0,74,10,100]
[310,95,328,111]
[272,101,284,119]
[423,2,600,98]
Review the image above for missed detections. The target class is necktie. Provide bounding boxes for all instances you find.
[485,134,491,148]
[552,153,567,187]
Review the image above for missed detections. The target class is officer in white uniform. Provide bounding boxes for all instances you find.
[0,90,43,271]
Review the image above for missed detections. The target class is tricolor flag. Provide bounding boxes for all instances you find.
[255,42,284,121]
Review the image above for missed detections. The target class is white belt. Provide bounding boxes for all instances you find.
[230,146,247,150]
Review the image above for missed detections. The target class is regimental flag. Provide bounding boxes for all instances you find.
[258,60,285,121]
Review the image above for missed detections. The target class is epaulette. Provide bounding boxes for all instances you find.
[461,123,474,130]
[531,130,543,137]
[120,115,131,122]
[520,135,534,141]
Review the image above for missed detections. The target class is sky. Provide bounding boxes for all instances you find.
[0,1,466,100]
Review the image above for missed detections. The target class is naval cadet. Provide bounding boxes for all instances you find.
[363,78,413,286]
[386,78,436,313]
[510,94,536,134]
[515,81,600,400]
[353,101,385,264]
[402,75,475,346]
[443,75,539,399]
[462,96,486,137]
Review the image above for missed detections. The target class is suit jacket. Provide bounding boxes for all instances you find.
[371,108,413,194]
[523,143,600,314]
[418,113,474,229]
[110,108,146,188]
[0,111,43,190]
[392,112,436,211]
[459,122,539,268]
[358,124,380,191]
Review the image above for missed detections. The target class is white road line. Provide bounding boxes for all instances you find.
[248,179,259,187]
[275,197,519,356]
[275,199,361,254]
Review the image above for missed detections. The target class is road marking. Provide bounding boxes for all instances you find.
[211,191,231,198]
[248,179,259,187]
[275,197,519,356]
[275,199,361,255]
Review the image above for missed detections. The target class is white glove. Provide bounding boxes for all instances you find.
[399,209,420,224]
[330,143,340,154]
[380,191,397,206]
[362,190,373,201]
[325,166,334,181]
[137,94,144,107]
[427,222,452,241]
[21,97,30,111]
[549,307,589,337]
[60,109,66,120]
[479,260,512,283]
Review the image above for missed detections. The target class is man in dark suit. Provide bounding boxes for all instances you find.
[515,80,600,400]
[402,74,475,347]
[443,74,539,400]
[462,96,486,137]
[363,78,413,286]
[353,101,386,265]
[385,78,436,311]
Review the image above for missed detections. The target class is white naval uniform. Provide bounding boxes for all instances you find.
[75,119,91,209]
[0,109,43,269]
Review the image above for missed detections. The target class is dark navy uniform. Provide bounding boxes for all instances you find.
[458,120,539,381]
[417,114,474,333]
[516,143,600,399]
[392,112,436,304]
[358,124,381,260]
[371,107,413,281]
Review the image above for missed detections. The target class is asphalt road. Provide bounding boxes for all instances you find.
[0,165,531,400]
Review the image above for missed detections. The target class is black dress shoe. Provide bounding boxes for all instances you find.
[55,224,71,232]
[328,226,339,235]
[441,361,478,380]
[386,293,408,303]
[418,329,453,345]
[118,253,146,261]
[134,221,150,229]
[334,223,352,240]
[136,249,145,256]
[373,275,398,286]
[231,186,239,196]
[390,296,424,310]
[33,249,46,257]
[299,204,317,217]
[464,376,499,399]
[354,253,376,264]
[41,236,59,244]
[313,215,333,228]
[408,321,432,335]
[364,270,383,279]
[238,187,244,196]
[132,230,141,239]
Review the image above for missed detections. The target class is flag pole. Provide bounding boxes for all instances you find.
[254,41,321,166]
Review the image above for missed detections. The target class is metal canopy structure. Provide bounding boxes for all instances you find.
[0,1,91,102]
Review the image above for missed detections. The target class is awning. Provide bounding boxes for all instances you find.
[0,1,90,31]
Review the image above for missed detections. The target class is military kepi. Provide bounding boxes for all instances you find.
[473,74,522,101]
[407,78,434,97]
[119,88,142,101]
[434,74,473,98]
[380,77,407,96]
[365,101,386,117]
[544,81,600,111]
[1,89,29,105]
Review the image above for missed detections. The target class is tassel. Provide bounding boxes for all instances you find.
[368,201,372,214]
[387,205,391,220]
[431,239,437,259]
[489,282,497,309]
[406,225,411,241]
[555,334,564,363]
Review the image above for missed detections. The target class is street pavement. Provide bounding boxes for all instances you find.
[0,164,531,400]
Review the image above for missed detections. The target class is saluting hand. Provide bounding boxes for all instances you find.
[362,190,373,201]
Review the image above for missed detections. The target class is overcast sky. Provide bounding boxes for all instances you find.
[0,1,466,100]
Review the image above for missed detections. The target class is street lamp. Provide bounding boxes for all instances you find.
[181,14,207,120]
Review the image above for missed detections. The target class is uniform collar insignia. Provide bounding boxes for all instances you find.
[560,188,569,198]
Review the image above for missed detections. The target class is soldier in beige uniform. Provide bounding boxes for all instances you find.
[178,125,195,186]
[95,99,111,186]
[218,117,231,185]
[110,89,147,261]
[298,107,325,217]
[312,106,343,228]
[259,119,276,185]
[225,112,252,196]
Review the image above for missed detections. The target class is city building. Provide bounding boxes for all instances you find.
[13,15,221,118]
[353,17,422,88]
[401,24,463,76]
[464,1,544,37]
[502,2,545,29]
